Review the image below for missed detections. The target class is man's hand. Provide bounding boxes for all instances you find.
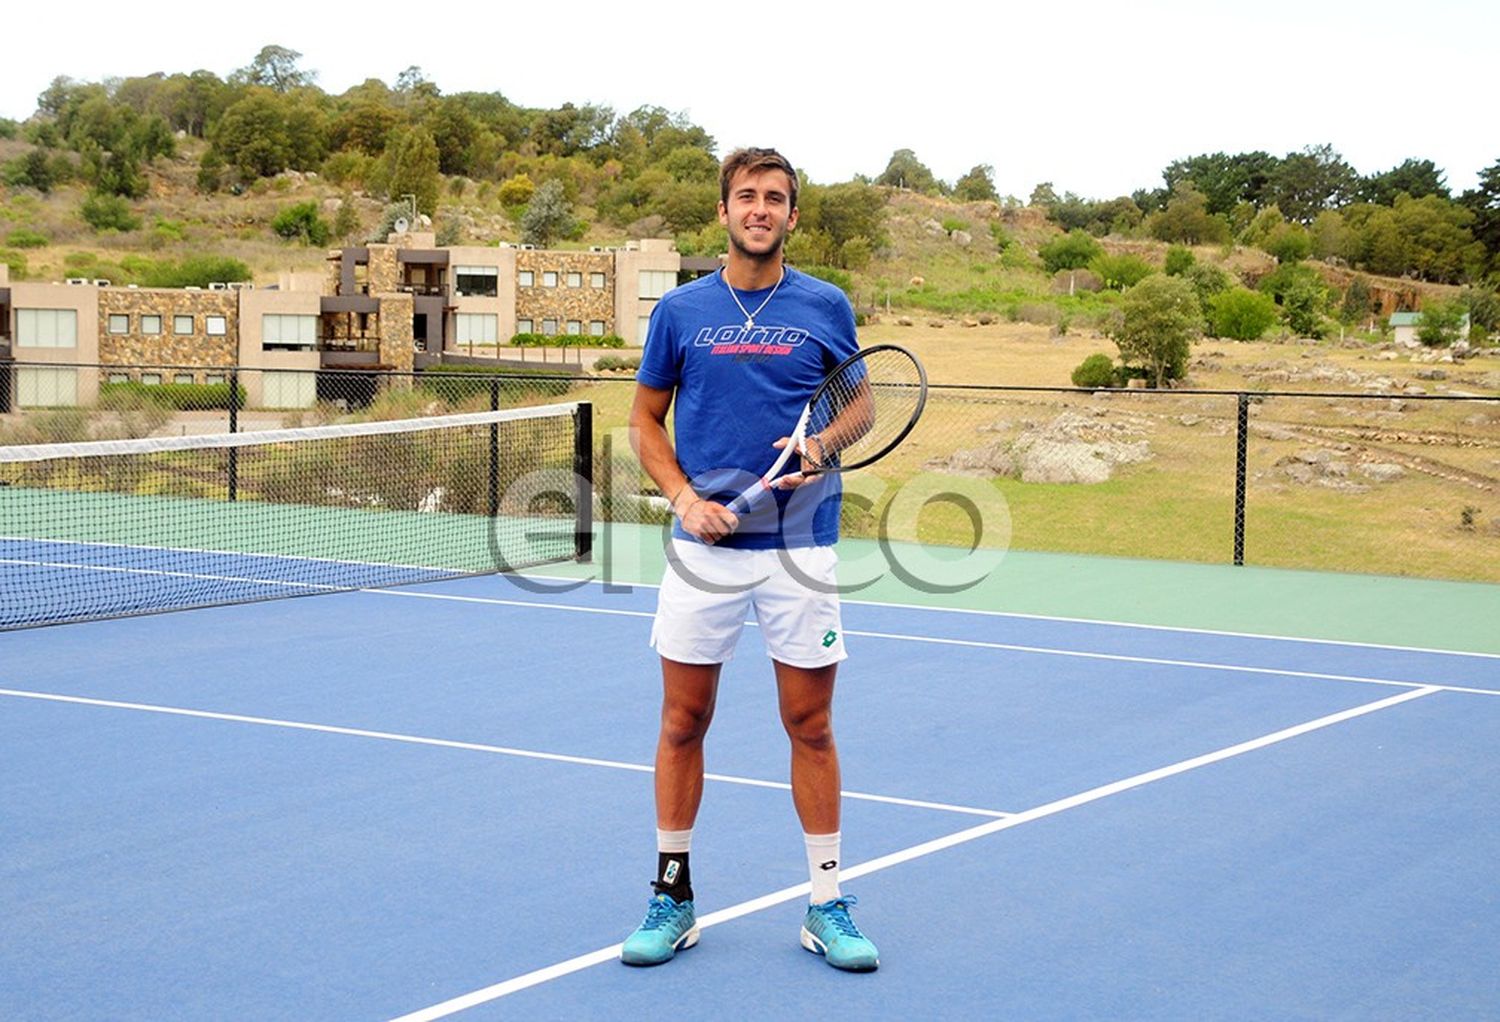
[675,493,739,544]
[771,433,828,490]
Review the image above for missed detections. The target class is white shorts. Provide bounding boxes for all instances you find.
[650,540,847,669]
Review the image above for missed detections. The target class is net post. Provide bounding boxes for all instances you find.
[574,401,594,563]
[228,367,240,502]
[487,377,502,517]
[1233,392,1248,565]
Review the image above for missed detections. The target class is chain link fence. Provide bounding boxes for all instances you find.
[4,361,1497,583]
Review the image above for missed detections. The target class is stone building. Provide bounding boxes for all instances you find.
[0,234,694,412]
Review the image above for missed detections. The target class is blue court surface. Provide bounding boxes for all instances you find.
[3,568,1499,1021]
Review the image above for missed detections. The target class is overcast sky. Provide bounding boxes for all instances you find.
[2,0,1494,200]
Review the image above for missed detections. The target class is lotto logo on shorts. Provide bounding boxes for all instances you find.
[821,630,838,648]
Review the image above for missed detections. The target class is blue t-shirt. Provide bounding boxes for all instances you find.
[636,266,859,549]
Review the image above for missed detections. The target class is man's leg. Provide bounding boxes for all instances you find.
[773,660,840,835]
[776,659,879,972]
[656,658,722,831]
[621,657,719,966]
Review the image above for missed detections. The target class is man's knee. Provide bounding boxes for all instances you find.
[661,699,714,748]
[781,703,834,751]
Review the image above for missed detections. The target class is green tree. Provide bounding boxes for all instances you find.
[1390,193,1483,283]
[496,173,536,207]
[381,126,441,215]
[1262,221,1313,263]
[1415,298,1467,347]
[1359,158,1448,205]
[1148,184,1229,244]
[1340,276,1374,325]
[1458,159,1500,278]
[1265,143,1358,223]
[212,91,292,178]
[1029,181,1059,209]
[521,179,574,247]
[1163,151,1279,215]
[1071,353,1117,388]
[953,164,999,202]
[1208,289,1279,340]
[876,149,940,193]
[1111,275,1201,388]
[237,45,316,92]
[1039,229,1103,272]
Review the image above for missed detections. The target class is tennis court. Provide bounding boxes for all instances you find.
[3,408,1499,1020]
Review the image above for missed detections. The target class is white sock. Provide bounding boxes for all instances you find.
[805,831,841,904]
[657,828,692,854]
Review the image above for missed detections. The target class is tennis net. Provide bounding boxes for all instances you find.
[0,402,593,629]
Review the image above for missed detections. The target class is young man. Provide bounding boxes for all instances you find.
[622,147,878,971]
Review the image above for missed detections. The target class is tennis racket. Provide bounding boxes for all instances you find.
[726,344,928,516]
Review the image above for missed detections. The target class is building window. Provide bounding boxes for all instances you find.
[456,313,499,345]
[141,373,162,386]
[638,270,676,300]
[108,314,130,334]
[542,318,558,335]
[590,320,606,336]
[108,373,130,384]
[262,313,317,349]
[16,367,78,407]
[174,373,195,385]
[566,271,582,288]
[542,271,558,288]
[16,309,78,348]
[205,373,225,386]
[262,371,317,409]
[591,272,606,289]
[206,315,227,336]
[455,265,499,297]
[518,270,534,287]
[174,314,194,335]
[566,320,582,335]
[141,314,163,335]
[517,318,533,334]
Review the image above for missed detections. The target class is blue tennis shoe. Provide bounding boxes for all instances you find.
[621,892,699,966]
[801,895,879,971]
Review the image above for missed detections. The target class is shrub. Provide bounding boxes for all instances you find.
[592,356,642,373]
[1163,245,1195,276]
[272,201,331,246]
[98,380,246,410]
[1071,353,1117,388]
[1209,289,1279,340]
[5,229,47,248]
[510,332,625,348]
[416,364,573,405]
[1039,229,1103,272]
[799,264,854,295]
[1089,253,1155,291]
[80,193,141,232]
[0,248,27,277]
[941,217,969,233]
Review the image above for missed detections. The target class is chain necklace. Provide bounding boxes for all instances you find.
[723,267,785,329]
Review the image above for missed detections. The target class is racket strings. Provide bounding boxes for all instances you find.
[806,349,924,469]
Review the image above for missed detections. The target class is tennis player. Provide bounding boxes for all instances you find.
[622,147,879,971]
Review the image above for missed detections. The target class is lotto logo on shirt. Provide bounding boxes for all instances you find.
[692,325,810,356]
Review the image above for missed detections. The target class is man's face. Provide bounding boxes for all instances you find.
[718,167,799,260]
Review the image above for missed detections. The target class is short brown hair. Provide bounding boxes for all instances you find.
[719,147,799,210]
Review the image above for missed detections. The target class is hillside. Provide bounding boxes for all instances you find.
[0,136,1473,332]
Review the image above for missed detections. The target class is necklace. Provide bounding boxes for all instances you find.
[723,267,784,329]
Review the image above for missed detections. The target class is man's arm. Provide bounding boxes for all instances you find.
[629,383,739,544]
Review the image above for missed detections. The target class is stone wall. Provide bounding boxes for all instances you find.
[515,251,615,333]
[376,293,415,373]
[97,289,238,370]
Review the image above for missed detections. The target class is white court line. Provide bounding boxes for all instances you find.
[387,684,1442,1022]
[0,688,1008,820]
[373,589,1500,698]
[515,570,1500,662]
